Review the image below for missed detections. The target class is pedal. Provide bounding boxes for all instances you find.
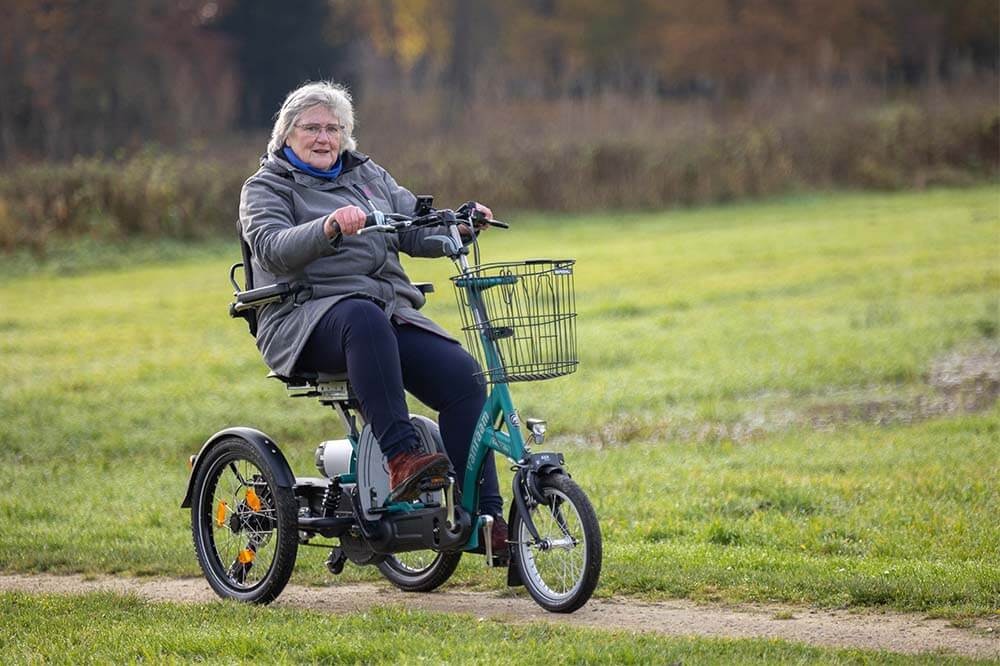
[325,547,347,575]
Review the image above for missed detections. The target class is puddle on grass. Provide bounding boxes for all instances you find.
[573,341,1000,447]
[806,341,1000,429]
[927,343,1000,409]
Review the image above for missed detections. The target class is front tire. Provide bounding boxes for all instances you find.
[190,437,298,604]
[377,551,462,592]
[511,473,601,613]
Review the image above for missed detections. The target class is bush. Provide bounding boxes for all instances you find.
[1,88,996,253]
[0,152,251,254]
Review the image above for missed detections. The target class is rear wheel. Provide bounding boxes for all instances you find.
[190,437,298,604]
[511,473,601,613]
[377,550,462,592]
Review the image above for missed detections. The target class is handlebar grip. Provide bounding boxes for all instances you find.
[331,212,400,237]
[468,208,509,230]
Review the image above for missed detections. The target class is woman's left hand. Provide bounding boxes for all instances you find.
[459,202,493,239]
[474,202,493,222]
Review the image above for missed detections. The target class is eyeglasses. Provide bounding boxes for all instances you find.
[294,123,344,137]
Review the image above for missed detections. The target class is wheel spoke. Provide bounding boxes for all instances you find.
[391,551,439,573]
[229,462,248,487]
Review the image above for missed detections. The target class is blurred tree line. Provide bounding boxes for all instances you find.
[0,0,996,162]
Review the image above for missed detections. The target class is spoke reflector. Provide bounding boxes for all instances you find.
[215,501,228,527]
[238,548,255,564]
[246,487,262,512]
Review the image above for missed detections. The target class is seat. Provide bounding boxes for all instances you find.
[268,370,354,403]
[267,370,349,386]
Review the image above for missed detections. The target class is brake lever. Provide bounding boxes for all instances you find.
[466,208,509,230]
[357,224,395,235]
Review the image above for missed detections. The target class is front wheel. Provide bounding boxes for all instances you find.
[190,437,298,603]
[511,473,601,613]
[377,550,462,592]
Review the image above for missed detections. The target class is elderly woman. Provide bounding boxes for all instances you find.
[239,81,503,541]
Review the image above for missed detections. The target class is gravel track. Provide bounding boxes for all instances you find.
[1,573,996,659]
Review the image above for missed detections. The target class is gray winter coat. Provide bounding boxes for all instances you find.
[239,151,457,377]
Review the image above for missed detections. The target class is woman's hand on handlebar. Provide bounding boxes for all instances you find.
[474,202,493,221]
[328,201,506,238]
[458,202,493,239]
[325,205,367,237]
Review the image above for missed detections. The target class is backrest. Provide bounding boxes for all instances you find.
[239,220,255,292]
[235,220,259,337]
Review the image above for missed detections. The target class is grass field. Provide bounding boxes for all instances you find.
[1,187,997,622]
[3,592,986,665]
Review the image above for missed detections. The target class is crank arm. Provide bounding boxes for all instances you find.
[444,477,456,529]
[481,515,495,566]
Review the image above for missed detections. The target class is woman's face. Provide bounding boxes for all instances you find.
[286,105,342,170]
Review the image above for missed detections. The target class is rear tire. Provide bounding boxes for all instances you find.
[511,473,601,613]
[190,437,298,604]
[377,551,462,592]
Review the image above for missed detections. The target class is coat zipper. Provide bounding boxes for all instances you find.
[351,184,378,213]
[351,184,391,304]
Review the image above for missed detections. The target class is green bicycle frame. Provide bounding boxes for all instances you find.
[454,271,528,519]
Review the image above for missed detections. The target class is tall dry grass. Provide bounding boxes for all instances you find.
[1,83,996,253]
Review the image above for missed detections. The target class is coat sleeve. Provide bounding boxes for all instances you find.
[240,176,336,275]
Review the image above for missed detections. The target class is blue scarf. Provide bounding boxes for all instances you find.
[282,146,343,180]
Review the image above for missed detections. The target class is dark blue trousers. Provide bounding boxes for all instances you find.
[298,298,502,516]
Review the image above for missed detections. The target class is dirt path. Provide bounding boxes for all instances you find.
[1,573,996,659]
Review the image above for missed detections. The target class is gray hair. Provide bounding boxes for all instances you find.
[267,81,357,155]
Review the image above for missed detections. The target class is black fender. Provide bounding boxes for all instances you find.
[180,427,295,509]
[506,500,524,587]
[522,451,566,504]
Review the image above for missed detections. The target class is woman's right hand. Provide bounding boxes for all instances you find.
[325,205,367,237]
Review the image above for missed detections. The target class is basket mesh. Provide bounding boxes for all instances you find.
[452,259,578,383]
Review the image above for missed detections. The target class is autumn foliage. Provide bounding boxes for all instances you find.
[0,1,996,250]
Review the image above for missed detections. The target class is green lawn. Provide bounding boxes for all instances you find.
[0,592,985,665]
[1,187,997,616]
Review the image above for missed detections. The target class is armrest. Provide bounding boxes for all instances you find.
[230,282,293,314]
[413,282,435,295]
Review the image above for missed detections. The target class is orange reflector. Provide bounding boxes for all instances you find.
[238,548,255,564]
[245,487,262,512]
[187,455,196,471]
[215,501,228,527]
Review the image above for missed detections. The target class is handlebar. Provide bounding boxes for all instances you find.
[330,207,508,236]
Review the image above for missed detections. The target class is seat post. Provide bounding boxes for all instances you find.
[331,401,360,440]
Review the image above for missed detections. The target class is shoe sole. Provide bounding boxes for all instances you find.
[388,458,450,503]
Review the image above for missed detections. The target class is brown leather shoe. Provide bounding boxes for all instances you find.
[491,516,509,556]
[387,450,450,502]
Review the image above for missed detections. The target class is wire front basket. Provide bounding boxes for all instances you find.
[452,259,578,383]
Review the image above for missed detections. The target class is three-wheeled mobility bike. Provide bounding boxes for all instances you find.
[182,201,602,612]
